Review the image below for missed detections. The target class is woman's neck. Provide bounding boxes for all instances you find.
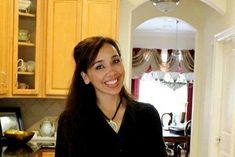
[96,94,121,111]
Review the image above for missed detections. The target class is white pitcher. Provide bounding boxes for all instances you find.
[39,120,55,137]
[17,59,27,72]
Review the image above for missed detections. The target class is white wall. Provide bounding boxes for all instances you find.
[200,0,235,156]
[133,33,195,49]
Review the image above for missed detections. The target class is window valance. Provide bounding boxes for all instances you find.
[132,48,194,78]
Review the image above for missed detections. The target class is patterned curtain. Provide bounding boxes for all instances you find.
[181,49,194,72]
[132,48,154,78]
[132,48,194,78]
[152,49,176,72]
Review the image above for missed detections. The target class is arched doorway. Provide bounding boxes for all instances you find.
[131,16,196,116]
[131,16,196,156]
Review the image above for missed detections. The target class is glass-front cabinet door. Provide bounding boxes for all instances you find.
[12,0,41,95]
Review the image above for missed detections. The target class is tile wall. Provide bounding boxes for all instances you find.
[0,98,65,130]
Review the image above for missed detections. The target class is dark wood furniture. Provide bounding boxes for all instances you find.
[163,129,188,157]
[177,120,191,157]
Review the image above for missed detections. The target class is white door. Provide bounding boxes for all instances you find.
[218,41,235,157]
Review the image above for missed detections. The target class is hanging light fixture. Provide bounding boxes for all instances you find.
[174,20,181,57]
[151,0,180,13]
[153,71,190,91]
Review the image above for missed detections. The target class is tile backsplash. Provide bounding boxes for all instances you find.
[0,98,65,130]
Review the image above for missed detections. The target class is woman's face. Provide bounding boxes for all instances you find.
[81,43,125,97]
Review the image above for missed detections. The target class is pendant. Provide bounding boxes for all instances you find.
[108,120,118,132]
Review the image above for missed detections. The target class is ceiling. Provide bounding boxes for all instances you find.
[134,17,196,35]
[133,17,196,49]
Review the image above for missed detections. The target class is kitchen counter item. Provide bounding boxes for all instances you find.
[4,129,34,144]
[30,131,56,143]
[39,120,55,137]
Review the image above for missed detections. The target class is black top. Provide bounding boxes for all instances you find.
[55,100,167,157]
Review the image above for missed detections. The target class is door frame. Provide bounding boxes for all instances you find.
[208,27,235,157]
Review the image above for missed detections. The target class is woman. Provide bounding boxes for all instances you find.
[55,36,167,157]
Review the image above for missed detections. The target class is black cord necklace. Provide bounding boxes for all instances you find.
[100,97,122,132]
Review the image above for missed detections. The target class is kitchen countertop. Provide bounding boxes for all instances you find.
[0,140,55,157]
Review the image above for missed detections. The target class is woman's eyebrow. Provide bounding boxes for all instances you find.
[92,54,120,66]
[112,54,119,58]
[92,60,103,66]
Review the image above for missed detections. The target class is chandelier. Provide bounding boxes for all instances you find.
[151,0,180,13]
[154,71,194,90]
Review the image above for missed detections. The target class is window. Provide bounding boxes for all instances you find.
[138,74,188,117]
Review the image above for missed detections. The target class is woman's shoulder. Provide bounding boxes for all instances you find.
[58,110,75,125]
[127,100,161,124]
[128,100,158,114]
[57,111,68,125]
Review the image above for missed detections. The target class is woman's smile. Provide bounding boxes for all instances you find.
[105,78,118,86]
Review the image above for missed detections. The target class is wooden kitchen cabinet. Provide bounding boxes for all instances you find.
[45,0,82,96]
[0,0,12,95]
[45,0,119,96]
[33,149,55,157]
[12,0,43,96]
[2,0,119,97]
[41,149,55,157]
[82,0,119,39]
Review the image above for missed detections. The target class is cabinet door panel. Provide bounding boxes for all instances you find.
[0,0,11,95]
[42,151,55,157]
[46,0,82,95]
[82,0,119,39]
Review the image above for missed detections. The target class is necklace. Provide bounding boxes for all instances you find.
[100,97,122,132]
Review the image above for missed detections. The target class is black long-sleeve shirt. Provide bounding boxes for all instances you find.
[55,100,167,157]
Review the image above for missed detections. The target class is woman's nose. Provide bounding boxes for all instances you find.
[106,65,117,75]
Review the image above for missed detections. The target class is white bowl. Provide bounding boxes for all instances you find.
[26,61,35,72]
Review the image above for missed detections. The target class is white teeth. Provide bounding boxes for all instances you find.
[105,79,117,85]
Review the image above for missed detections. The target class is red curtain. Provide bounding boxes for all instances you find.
[186,83,193,121]
[131,78,140,100]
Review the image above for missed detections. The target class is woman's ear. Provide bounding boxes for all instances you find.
[80,71,90,84]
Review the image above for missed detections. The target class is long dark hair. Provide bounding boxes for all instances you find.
[61,36,133,138]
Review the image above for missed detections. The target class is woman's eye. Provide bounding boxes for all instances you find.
[113,58,121,64]
[95,64,105,70]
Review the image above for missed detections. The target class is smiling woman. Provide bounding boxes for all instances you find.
[55,36,167,157]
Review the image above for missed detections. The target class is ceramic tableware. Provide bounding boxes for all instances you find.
[18,82,29,89]
[18,29,30,41]
[19,0,31,13]
[39,120,55,137]
[17,59,27,72]
[26,61,35,72]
